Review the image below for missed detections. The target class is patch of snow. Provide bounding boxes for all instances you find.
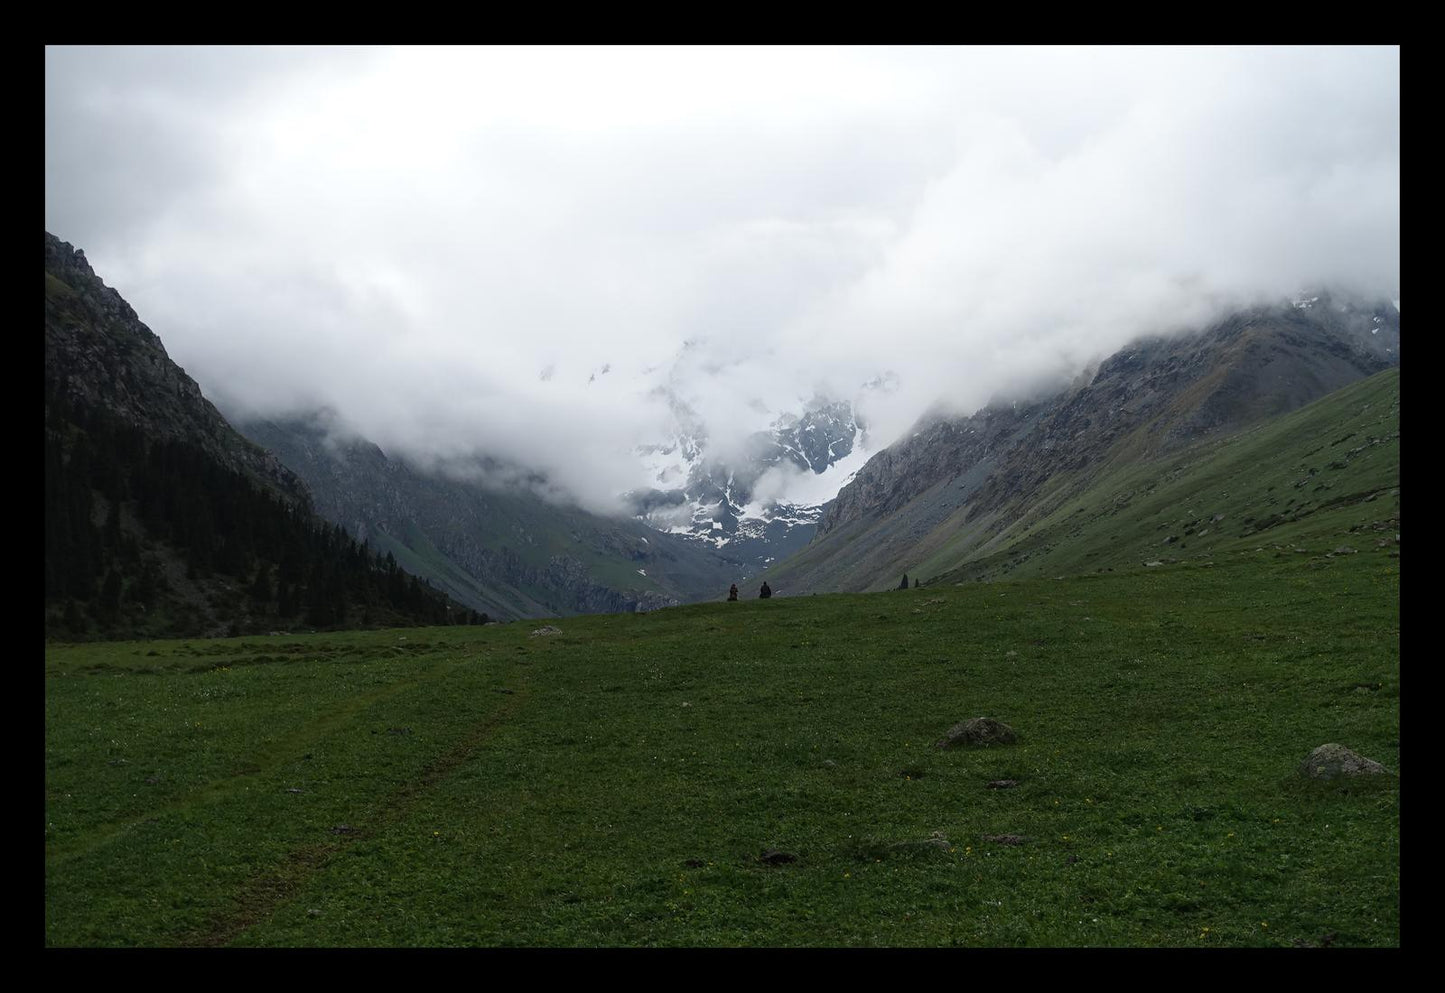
[637,568,647,576]
[772,440,871,509]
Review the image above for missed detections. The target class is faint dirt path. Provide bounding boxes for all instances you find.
[180,672,531,947]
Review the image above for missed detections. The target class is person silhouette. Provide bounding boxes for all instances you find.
[759,582,772,599]
[728,584,739,601]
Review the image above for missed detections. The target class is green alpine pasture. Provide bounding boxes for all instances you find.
[46,549,1398,946]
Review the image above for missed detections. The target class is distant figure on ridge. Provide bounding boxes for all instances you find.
[728,584,739,601]
[899,574,910,590]
[759,582,772,599]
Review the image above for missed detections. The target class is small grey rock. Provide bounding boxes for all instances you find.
[937,718,1018,749]
[1298,743,1390,780]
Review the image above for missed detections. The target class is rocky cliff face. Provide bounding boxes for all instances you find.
[44,233,305,504]
[819,400,1042,537]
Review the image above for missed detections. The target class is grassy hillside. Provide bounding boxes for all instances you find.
[768,369,1398,594]
[46,549,1398,946]
[931,368,1399,585]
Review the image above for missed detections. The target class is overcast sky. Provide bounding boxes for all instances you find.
[45,46,1399,514]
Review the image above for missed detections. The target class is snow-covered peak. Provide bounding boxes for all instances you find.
[625,389,874,565]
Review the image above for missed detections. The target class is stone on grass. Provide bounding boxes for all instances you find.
[890,831,952,854]
[531,625,563,637]
[936,717,1018,749]
[1298,743,1390,780]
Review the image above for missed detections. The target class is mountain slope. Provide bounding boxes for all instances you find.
[235,412,748,620]
[932,366,1398,584]
[44,235,304,504]
[44,232,474,640]
[764,296,1398,594]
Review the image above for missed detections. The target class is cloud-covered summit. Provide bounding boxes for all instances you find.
[46,46,1399,514]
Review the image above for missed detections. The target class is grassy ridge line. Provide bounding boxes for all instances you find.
[47,556,1397,946]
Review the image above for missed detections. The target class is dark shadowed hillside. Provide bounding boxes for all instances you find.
[236,413,748,621]
[44,233,476,640]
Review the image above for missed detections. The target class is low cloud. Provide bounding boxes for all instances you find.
[47,46,1399,514]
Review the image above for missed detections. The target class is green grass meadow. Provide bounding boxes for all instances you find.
[45,551,1399,946]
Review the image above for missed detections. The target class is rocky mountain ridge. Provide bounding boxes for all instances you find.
[775,292,1399,593]
[44,231,474,640]
[44,234,305,504]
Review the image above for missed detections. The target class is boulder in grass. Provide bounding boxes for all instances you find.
[1298,743,1390,780]
[936,717,1017,749]
[530,625,563,637]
